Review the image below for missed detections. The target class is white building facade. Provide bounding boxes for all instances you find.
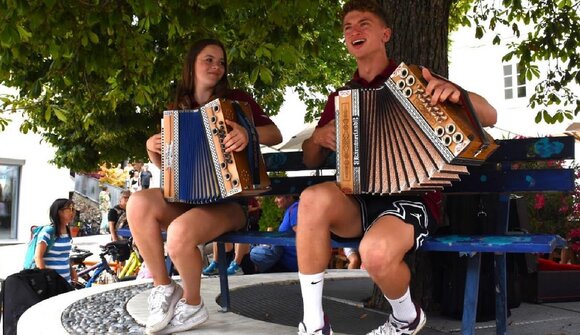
[448,23,579,140]
[0,108,74,243]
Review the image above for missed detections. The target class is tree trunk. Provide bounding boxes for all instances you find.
[378,0,452,76]
[365,0,452,312]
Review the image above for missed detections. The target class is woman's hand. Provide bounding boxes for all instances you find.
[146,133,162,155]
[223,120,249,152]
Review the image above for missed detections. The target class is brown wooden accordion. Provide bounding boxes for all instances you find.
[161,98,270,204]
[335,62,498,195]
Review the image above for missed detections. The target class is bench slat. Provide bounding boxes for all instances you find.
[261,169,574,196]
[214,232,566,254]
[448,168,574,193]
[490,136,574,162]
[420,234,566,253]
[262,136,575,172]
[214,231,359,248]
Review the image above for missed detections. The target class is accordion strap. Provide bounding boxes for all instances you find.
[232,103,262,186]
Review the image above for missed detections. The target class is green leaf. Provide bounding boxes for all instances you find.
[31,80,41,98]
[45,106,52,122]
[250,67,259,84]
[54,107,67,122]
[475,26,483,39]
[88,31,99,44]
[535,111,542,123]
[259,66,273,84]
[16,25,32,42]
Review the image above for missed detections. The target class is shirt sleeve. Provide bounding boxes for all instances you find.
[108,208,119,223]
[277,201,299,232]
[38,226,54,246]
[317,91,339,128]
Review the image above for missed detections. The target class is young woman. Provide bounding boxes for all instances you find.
[127,38,282,334]
[34,198,77,283]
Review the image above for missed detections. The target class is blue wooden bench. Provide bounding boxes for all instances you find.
[213,136,574,335]
[118,135,574,335]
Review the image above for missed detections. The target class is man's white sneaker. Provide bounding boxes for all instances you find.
[145,281,183,334]
[155,299,209,335]
[366,304,426,335]
[297,315,333,335]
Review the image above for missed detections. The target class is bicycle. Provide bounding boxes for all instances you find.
[70,240,132,289]
[117,239,143,280]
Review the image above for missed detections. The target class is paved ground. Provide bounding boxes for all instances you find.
[3,236,580,334]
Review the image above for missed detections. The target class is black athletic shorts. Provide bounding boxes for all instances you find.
[353,195,434,251]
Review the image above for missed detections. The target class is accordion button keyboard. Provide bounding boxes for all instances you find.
[445,123,456,134]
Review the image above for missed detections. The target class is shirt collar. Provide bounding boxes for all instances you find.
[351,58,398,88]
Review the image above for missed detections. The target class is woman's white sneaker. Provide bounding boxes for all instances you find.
[156,299,209,335]
[145,281,183,334]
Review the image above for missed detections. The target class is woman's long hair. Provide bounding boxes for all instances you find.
[174,38,230,109]
[49,198,73,236]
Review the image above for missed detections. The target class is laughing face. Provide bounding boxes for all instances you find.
[343,10,391,59]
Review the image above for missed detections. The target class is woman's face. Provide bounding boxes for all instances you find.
[194,44,226,91]
[59,203,75,225]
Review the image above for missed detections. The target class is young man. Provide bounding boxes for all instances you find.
[108,190,131,242]
[204,195,299,275]
[241,195,299,274]
[296,1,497,335]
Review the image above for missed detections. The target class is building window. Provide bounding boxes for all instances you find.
[503,63,527,100]
[0,161,22,240]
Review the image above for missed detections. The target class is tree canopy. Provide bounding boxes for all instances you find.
[0,0,578,171]
[0,0,351,171]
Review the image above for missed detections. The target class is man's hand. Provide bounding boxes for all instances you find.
[310,120,336,152]
[422,67,461,106]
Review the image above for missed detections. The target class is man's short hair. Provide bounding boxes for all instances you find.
[341,0,389,27]
[120,190,131,199]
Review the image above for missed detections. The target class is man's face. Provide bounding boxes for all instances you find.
[343,10,391,59]
[120,195,130,208]
[274,196,292,210]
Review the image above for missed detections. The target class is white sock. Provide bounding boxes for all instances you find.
[386,287,417,323]
[299,272,325,331]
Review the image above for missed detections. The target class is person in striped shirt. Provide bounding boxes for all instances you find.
[34,198,77,283]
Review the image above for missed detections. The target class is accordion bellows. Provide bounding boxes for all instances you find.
[335,62,498,195]
[161,98,270,204]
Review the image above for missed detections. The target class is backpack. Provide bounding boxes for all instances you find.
[23,225,56,270]
[112,206,128,230]
[0,268,73,334]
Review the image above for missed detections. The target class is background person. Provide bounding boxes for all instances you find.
[108,190,131,242]
[34,198,77,283]
[140,164,153,190]
[99,186,111,234]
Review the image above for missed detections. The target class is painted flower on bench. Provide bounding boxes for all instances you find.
[434,235,532,246]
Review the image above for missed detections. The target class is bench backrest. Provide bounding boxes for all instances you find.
[261,136,576,195]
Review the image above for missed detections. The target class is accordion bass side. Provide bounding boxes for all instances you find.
[161,98,270,204]
[335,62,499,195]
